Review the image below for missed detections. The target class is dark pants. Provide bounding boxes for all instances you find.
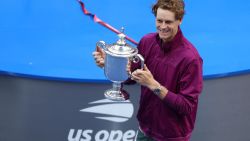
[136,129,154,141]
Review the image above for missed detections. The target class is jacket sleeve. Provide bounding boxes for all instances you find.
[163,58,203,115]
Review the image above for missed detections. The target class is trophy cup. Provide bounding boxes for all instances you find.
[96,28,144,101]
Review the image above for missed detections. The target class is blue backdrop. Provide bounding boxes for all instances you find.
[0,0,250,82]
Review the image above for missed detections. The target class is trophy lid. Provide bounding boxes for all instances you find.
[107,27,137,56]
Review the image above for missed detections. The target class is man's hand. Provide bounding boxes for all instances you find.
[131,64,155,87]
[131,64,168,99]
[92,46,105,68]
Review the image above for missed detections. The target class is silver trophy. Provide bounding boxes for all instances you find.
[96,28,144,101]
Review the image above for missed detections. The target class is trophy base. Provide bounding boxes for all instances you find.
[104,89,129,101]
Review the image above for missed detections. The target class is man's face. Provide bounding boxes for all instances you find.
[155,8,182,42]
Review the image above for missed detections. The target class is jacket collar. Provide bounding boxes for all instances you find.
[156,27,183,52]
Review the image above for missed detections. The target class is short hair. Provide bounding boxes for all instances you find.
[152,0,185,20]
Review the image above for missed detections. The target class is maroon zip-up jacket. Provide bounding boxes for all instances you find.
[127,28,203,141]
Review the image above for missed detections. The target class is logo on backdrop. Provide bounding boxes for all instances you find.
[67,99,137,141]
[79,99,134,123]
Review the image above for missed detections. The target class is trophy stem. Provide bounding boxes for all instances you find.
[113,82,121,91]
[104,82,129,101]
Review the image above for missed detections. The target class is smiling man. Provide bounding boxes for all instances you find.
[130,0,203,140]
[93,0,203,140]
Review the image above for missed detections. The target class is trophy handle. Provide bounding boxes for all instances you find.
[136,54,144,69]
[128,54,145,78]
[132,54,145,69]
[96,41,107,51]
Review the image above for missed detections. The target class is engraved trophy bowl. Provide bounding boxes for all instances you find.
[96,28,144,101]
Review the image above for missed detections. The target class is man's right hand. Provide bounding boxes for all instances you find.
[92,46,105,68]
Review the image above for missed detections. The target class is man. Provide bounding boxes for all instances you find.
[93,0,203,140]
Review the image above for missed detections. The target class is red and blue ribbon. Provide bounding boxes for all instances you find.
[77,0,138,45]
